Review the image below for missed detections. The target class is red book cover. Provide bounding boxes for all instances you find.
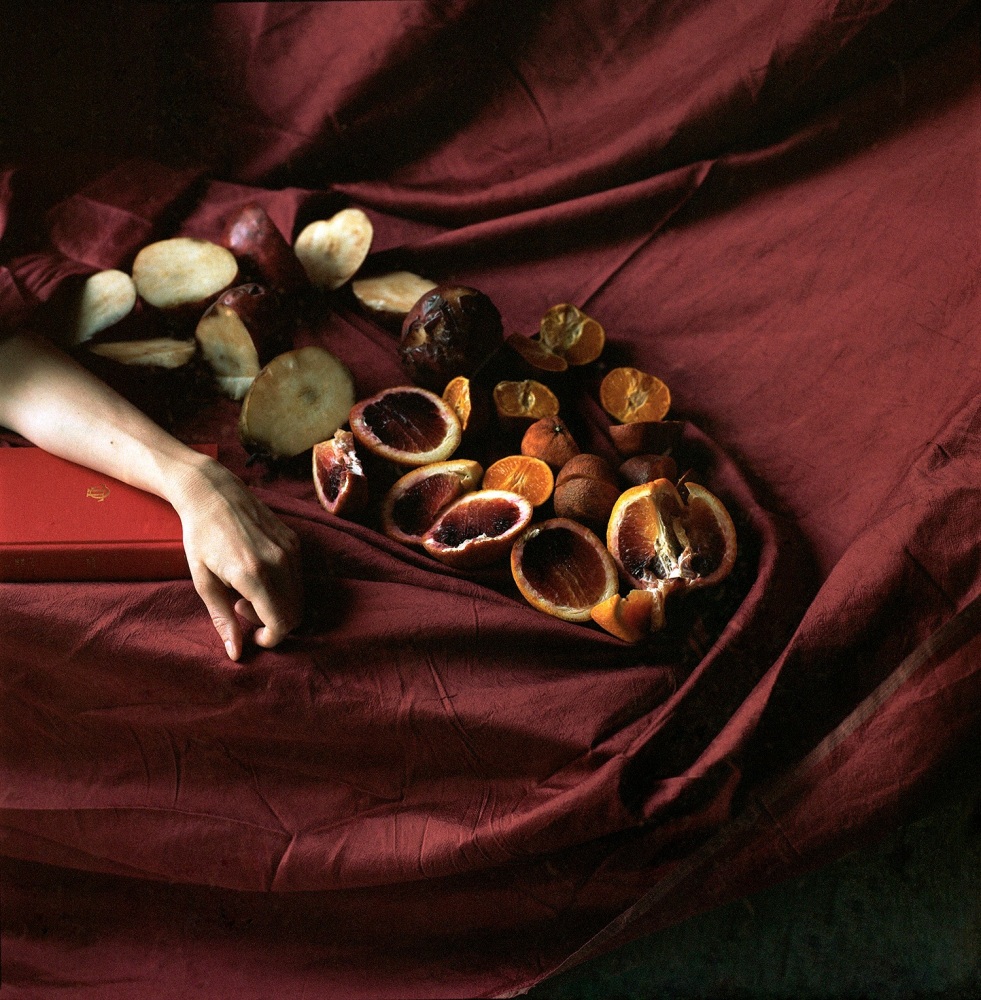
[0,444,217,581]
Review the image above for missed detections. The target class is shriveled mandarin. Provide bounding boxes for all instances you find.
[510,518,618,622]
[609,418,684,458]
[520,416,580,470]
[600,366,671,424]
[493,379,560,424]
[538,303,605,366]
[482,455,554,507]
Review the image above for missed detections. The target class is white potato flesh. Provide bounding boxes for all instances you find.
[195,305,261,399]
[239,346,356,459]
[351,271,437,317]
[293,209,373,290]
[71,269,138,344]
[132,238,238,310]
[88,338,196,368]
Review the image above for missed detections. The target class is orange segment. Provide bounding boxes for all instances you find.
[482,455,554,507]
[599,367,671,423]
[590,589,656,643]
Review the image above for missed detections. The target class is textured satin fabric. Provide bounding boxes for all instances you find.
[1,2,979,996]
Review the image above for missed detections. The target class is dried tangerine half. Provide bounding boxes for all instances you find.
[381,459,483,546]
[538,303,606,366]
[482,455,554,507]
[349,385,462,466]
[599,367,671,424]
[505,332,568,373]
[423,489,533,569]
[510,518,618,622]
[312,429,369,518]
[493,379,560,424]
[607,479,737,594]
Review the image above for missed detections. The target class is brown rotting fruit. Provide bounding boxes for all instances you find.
[618,453,678,487]
[399,285,504,391]
[552,453,620,532]
[510,518,618,622]
[609,419,685,459]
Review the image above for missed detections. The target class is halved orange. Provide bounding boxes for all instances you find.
[600,367,671,424]
[349,385,462,466]
[381,459,483,546]
[423,489,533,569]
[607,479,737,594]
[493,379,560,424]
[481,455,554,507]
[505,332,568,373]
[538,303,605,366]
[511,518,618,622]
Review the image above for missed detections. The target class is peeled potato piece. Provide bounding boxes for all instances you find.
[293,209,373,291]
[351,271,437,319]
[69,269,138,345]
[132,238,239,312]
[239,346,356,459]
[87,337,196,368]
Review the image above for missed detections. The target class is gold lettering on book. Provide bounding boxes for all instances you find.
[86,485,111,502]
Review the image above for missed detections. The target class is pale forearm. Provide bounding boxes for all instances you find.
[0,330,210,506]
[0,329,303,658]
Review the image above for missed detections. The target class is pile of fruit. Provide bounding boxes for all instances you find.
[60,203,737,644]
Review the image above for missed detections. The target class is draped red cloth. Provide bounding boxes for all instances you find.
[2,3,979,997]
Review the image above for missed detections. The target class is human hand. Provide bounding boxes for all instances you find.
[170,457,303,660]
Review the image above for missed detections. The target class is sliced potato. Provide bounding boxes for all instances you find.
[239,346,356,459]
[293,209,373,290]
[88,337,196,368]
[132,238,238,311]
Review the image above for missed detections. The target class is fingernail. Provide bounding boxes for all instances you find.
[224,640,237,660]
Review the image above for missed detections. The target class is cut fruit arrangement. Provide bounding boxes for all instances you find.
[59,200,738,643]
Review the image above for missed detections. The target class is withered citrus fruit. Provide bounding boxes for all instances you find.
[423,489,533,569]
[606,479,737,594]
[493,379,560,424]
[520,416,580,470]
[505,332,568,373]
[381,459,483,546]
[481,455,554,508]
[538,303,605,366]
[349,385,462,466]
[313,430,369,518]
[600,366,671,424]
[511,518,618,622]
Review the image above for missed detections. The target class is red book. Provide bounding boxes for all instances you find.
[0,444,217,581]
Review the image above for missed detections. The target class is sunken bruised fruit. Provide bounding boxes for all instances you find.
[398,286,504,392]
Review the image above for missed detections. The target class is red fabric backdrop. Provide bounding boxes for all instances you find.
[1,2,979,997]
